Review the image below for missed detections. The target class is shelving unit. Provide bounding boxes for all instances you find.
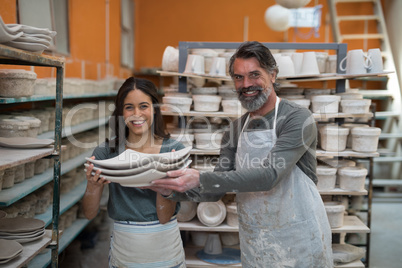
[0,44,64,268]
[159,41,380,267]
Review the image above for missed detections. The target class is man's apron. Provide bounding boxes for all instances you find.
[235,97,333,268]
[109,217,186,268]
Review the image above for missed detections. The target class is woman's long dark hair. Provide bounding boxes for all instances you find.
[108,77,169,152]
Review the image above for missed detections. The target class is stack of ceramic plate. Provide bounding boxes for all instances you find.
[0,217,45,244]
[85,146,192,187]
[0,16,56,53]
[0,239,23,264]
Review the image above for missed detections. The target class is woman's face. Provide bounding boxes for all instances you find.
[122,89,154,138]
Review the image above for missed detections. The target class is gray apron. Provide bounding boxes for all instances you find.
[235,97,333,268]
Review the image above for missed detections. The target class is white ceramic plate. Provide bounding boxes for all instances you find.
[85,157,190,176]
[6,24,56,36]
[3,40,48,52]
[0,17,23,42]
[86,146,192,169]
[0,137,54,149]
[0,228,44,239]
[0,217,45,233]
[197,200,227,227]
[2,231,45,244]
[14,35,51,46]
[24,33,53,41]
[96,159,191,187]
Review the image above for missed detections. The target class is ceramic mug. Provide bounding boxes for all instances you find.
[339,49,372,75]
[300,52,320,75]
[204,233,222,255]
[209,57,226,76]
[291,53,303,75]
[277,55,295,77]
[367,48,383,73]
[184,54,205,74]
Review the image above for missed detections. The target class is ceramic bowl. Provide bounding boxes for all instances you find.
[0,69,36,97]
[176,201,197,222]
[197,200,227,227]
[162,96,192,113]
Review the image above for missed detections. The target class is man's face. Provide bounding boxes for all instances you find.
[232,57,276,112]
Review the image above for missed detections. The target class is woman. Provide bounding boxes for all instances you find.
[82,77,186,267]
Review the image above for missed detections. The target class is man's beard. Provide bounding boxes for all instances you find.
[238,86,272,112]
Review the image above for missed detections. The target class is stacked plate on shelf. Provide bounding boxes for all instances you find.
[0,16,56,53]
[0,217,46,244]
[85,146,192,187]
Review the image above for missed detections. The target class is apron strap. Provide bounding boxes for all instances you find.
[241,96,281,133]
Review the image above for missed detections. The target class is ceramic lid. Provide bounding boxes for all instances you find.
[351,127,381,136]
[311,95,341,102]
[316,165,337,175]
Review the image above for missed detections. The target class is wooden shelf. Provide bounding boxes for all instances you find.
[0,91,116,104]
[179,219,238,232]
[319,188,368,195]
[316,149,379,158]
[0,230,52,268]
[35,180,87,227]
[184,246,241,267]
[157,71,232,81]
[190,148,220,155]
[313,112,373,120]
[162,110,243,118]
[0,150,92,207]
[28,219,91,268]
[0,147,54,171]
[334,260,365,268]
[332,216,370,233]
[38,117,109,139]
[0,44,64,67]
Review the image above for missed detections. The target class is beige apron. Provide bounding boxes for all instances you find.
[109,217,186,268]
[235,97,333,268]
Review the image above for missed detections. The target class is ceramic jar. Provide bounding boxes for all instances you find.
[311,95,341,114]
[324,202,345,228]
[0,69,37,97]
[342,124,369,148]
[162,96,192,113]
[288,98,311,109]
[351,127,381,152]
[319,125,349,152]
[338,167,368,191]
[225,202,239,227]
[316,165,337,191]
[197,200,227,227]
[13,116,41,138]
[340,99,371,114]
[0,118,30,137]
[2,167,16,189]
[192,95,222,112]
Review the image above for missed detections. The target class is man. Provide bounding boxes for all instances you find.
[152,41,333,267]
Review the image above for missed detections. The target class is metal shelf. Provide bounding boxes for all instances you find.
[0,44,64,67]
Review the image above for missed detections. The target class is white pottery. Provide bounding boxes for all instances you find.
[161,46,179,72]
[221,99,243,114]
[191,231,208,247]
[336,92,363,100]
[2,167,16,189]
[176,201,197,222]
[340,99,371,114]
[324,202,345,228]
[316,165,337,191]
[162,96,192,113]
[225,202,239,227]
[12,116,41,138]
[264,5,291,32]
[209,57,227,77]
[13,164,25,184]
[291,53,303,74]
[220,232,240,246]
[304,88,331,99]
[0,119,30,137]
[351,127,381,152]
[184,54,205,75]
[311,95,341,114]
[319,125,349,152]
[316,52,329,73]
[277,55,295,77]
[276,0,311,8]
[300,52,320,75]
[288,98,310,109]
[203,233,222,255]
[0,69,36,97]
[326,55,337,73]
[191,87,218,95]
[324,159,356,169]
[24,161,35,179]
[339,49,372,75]
[197,200,227,227]
[194,132,223,150]
[192,95,222,112]
[0,170,4,191]
[338,166,368,191]
[170,133,194,147]
[218,86,237,100]
[342,124,369,148]
[367,48,383,73]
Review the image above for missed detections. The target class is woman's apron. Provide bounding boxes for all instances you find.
[235,97,333,268]
[109,216,186,268]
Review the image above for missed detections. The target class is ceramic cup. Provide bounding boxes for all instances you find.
[291,53,303,74]
[209,57,227,76]
[184,54,205,74]
[367,48,383,73]
[300,52,320,75]
[339,49,372,75]
[203,233,223,255]
[277,55,295,77]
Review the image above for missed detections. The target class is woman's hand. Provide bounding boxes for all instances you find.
[85,156,110,187]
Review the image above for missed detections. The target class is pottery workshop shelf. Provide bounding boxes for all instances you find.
[38,117,109,139]
[162,110,243,118]
[179,219,239,232]
[35,180,87,227]
[319,188,368,196]
[334,260,365,268]
[29,219,90,268]
[316,149,379,158]
[312,112,373,120]
[0,147,54,171]
[157,70,232,82]
[331,216,370,234]
[0,91,117,104]
[184,246,242,268]
[0,230,52,268]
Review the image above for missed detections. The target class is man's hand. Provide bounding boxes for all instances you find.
[151,168,200,192]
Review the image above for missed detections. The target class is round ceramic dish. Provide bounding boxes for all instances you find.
[176,201,198,222]
[197,200,227,227]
